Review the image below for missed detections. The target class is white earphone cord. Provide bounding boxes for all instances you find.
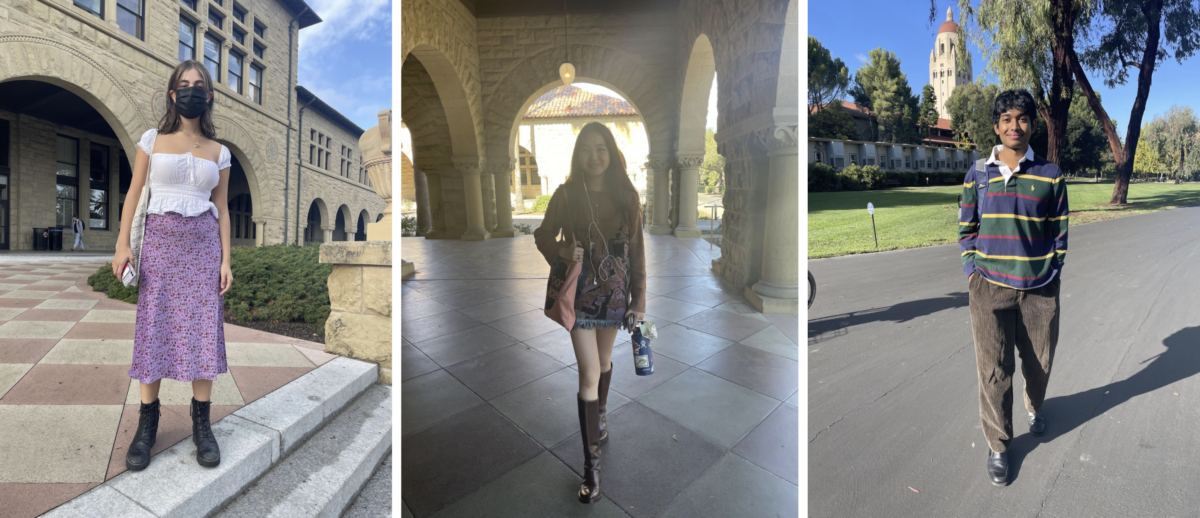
[583,182,628,284]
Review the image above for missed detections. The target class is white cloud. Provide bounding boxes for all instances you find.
[856,53,869,64]
[298,0,391,58]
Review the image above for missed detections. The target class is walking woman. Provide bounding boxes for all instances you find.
[534,122,646,503]
[111,60,234,472]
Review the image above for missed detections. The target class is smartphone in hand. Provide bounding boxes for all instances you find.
[121,262,135,287]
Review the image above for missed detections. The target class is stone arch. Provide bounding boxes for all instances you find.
[677,34,717,156]
[405,44,482,160]
[775,0,799,115]
[213,115,265,217]
[306,198,329,227]
[484,44,672,166]
[334,203,352,241]
[356,209,370,241]
[0,35,150,157]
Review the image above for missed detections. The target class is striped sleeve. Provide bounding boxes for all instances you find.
[958,166,980,278]
[1048,170,1069,267]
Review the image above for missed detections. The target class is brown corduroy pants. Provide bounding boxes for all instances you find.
[968,273,1061,453]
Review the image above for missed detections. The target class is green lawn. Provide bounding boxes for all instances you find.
[808,182,1200,259]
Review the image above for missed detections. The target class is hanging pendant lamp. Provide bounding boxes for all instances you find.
[560,0,575,85]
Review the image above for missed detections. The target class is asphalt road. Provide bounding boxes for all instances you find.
[808,205,1200,518]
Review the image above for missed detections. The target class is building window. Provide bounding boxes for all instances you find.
[318,149,323,168]
[203,33,221,82]
[232,4,246,23]
[74,0,103,17]
[89,144,110,230]
[309,145,315,165]
[211,0,222,5]
[249,64,262,104]
[117,0,143,39]
[905,156,911,168]
[253,43,265,58]
[181,0,196,10]
[56,136,79,227]
[850,154,858,165]
[254,22,265,38]
[228,51,243,94]
[233,27,246,45]
[179,18,197,61]
[208,9,223,30]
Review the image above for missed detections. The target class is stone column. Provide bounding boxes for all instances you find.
[254,218,266,247]
[454,157,489,241]
[320,241,392,385]
[424,172,445,238]
[322,224,334,243]
[512,166,525,214]
[674,154,703,238]
[413,168,431,234]
[746,124,799,314]
[647,156,673,235]
[490,158,517,237]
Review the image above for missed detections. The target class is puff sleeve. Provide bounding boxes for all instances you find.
[217,145,231,170]
[137,128,157,156]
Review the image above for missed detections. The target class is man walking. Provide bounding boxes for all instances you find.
[958,89,1069,486]
[71,215,85,251]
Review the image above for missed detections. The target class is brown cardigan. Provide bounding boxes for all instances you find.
[534,184,646,313]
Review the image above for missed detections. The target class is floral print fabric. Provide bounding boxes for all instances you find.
[128,212,227,384]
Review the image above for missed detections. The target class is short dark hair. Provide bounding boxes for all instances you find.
[992,89,1038,125]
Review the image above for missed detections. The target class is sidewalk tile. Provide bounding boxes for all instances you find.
[486,309,562,342]
[227,366,314,405]
[651,324,734,366]
[401,369,483,436]
[732,403,799,485]
[696,344,798,401]
[402,311,482,343]
[678,308,771,342]
[400,341,440,382]
[491,368,630,448]
[659,452,797,518]
[639,369,780,449]
[0,321,75,339]
[1,365,130,405]
[414,325,517,368]
[0,364,34,399]
[124,372,244,406]
[62,323,134,340]
[0,404,124,483]
[11,309,89,322]
[741,325,799,361]
[1,291,60,300]
[522,328,576,367]
[0,339,58,363]
[225,342,315,368]
[39,339,134,365]
[290,344,338,367]
[456,298,534,324]
[34,299,97,310]
[79,310,137,323]
[0,307,28,320]
[444,344,565,400]
[0,483,100,518]
[434,288,507,310]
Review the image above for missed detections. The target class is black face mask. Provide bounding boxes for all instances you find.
[174,86,209,119]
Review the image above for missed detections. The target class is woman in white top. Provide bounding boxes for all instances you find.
[111,60,234,472]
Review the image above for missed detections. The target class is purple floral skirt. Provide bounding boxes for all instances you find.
[129,212,227,384]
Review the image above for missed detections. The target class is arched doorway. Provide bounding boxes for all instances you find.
[333,204,350,241]
[402,44,485,241]
[0,78,135,251]
[304,199,326,245]
[227,154,256,247]
[674,34,719,238]
[355,210,368,241]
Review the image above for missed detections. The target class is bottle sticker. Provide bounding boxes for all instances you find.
[635,355,650,368]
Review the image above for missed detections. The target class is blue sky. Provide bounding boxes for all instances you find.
[296,0,391,132]
[810,0,1199,136]
[578,79,719,131]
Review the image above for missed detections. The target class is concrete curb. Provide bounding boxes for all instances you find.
[40,357,379,518]
[214,385,392,517]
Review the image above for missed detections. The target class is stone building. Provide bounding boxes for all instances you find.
[513,85,650,209]
[0,0,383,251]
[401,0,799,312]
[930,7,972,119]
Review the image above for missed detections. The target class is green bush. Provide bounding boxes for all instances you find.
[90,245,333,337]
[808,162,839,192]
[837,163,867,191]
[532,195,552,213]
[88,265,140,304]
[401,216,420,237]
[514,223,534,235]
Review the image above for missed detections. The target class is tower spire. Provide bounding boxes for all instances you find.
[946,7,953,21]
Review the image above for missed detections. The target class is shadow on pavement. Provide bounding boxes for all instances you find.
[808,292,969,341]
[1006,326,1200,483]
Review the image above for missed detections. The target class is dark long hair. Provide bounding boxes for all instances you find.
[562,122,641,229]
[157,60,218,139]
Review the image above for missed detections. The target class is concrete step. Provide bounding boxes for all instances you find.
[41,357,379,518]
[343,453,393,518]
[215,384,391,518]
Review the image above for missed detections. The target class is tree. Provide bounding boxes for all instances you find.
[947,0,1093,167]
[700,128,726,191]
[1060,86,1111,175]
[808,37,851,111]
[946,81,1002,150]
[808,100,861,140]
[918,84,941,138]
[1067,0,1200,203]
[1157,106,1199,177]
[852,48,914,143]
[1132,124,1162,175]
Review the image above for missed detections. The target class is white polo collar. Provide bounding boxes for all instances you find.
[985,144,1034,182]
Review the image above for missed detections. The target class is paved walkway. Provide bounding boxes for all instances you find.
[0,257,339,518]
[400,234,798,518]
[808,206,1200,517]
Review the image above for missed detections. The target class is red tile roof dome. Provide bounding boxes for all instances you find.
[939,7,959,34]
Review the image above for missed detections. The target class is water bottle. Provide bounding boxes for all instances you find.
[632,321,655,376]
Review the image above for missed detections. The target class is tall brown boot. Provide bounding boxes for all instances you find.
[598,362,613,444]
[576,395,602,503]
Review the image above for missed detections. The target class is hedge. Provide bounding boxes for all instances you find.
[88,244,332,337]
[809,162,966,192]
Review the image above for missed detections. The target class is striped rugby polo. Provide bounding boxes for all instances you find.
[958,150,1069,290]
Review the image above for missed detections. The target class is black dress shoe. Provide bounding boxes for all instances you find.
[1029,413,1046,436]
[987,450,1009,486]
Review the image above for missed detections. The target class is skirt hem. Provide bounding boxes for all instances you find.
[573,318,624,330]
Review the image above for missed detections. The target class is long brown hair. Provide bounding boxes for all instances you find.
[157,60,218,139]
[562,122,641,229]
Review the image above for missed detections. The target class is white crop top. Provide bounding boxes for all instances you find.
[136,128,230,220]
